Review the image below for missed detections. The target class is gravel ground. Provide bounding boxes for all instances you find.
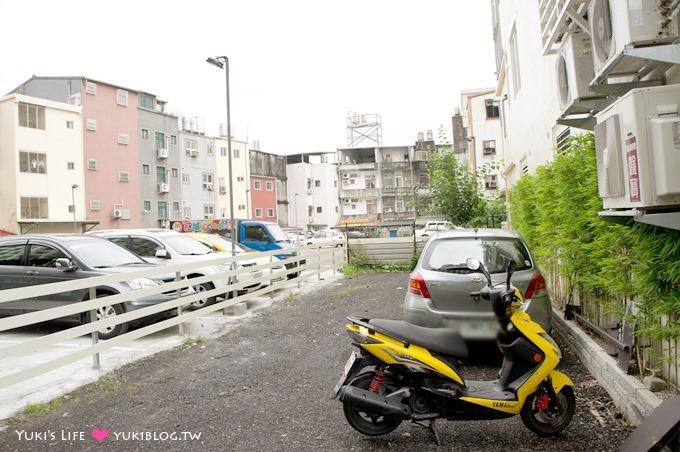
[0,271,634,451]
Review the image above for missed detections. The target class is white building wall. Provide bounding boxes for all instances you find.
[286,163,309,229]
[215,137,249,219]
[462,89,505,194]
[0,94,83,233]
[179,132,217,220]
[494,0,562,188]
[309,163,339,228]
[286,154,339,230]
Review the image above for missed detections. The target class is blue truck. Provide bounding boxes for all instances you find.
[171,219,303,278]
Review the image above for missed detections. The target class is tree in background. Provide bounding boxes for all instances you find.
[426,146,485,226]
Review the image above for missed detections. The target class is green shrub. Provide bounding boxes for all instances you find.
[509,134,680,378]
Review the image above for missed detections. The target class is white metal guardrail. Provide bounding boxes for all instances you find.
[0,245,346,391]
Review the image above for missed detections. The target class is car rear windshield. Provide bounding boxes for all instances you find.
[423,237,532,274]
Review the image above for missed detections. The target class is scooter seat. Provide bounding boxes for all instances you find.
[369,319,469,359]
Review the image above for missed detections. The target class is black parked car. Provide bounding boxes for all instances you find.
[0,235,194,339]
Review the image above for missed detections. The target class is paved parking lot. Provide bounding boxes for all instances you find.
[0,271,634,451]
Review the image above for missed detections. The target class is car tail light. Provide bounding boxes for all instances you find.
[408,272,431,299]
[524,272,546,300]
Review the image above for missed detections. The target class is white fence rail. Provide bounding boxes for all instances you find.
[0,245,346,392]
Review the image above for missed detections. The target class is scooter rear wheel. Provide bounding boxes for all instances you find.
[343,373,403,436]
[520,385,575,436]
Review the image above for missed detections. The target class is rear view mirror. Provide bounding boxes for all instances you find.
[466,258,481,271]
[506,259,516,288]
[467,258,491,286]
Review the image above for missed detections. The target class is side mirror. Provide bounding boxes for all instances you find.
[155,249,170,259]
[55,258,77,272]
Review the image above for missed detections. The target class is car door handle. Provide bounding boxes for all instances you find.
[25,270,40,276]
[471,276,484,283]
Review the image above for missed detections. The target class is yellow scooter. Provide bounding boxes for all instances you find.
[332,258,575,443]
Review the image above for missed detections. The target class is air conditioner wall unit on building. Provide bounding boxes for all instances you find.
[158,183,170,193]
[112,209,123,218]
[594,85,680,210]
[157,148,169,159]
[589,0,678,76]
[556,32,598,110]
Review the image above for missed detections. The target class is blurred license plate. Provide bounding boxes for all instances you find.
[331,352,358,397]
[460,320,497,339]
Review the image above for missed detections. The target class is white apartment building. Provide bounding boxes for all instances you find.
[458,88,505,195]
[0,94,86,234]
[215,136,250,220]
[178,129,217,220]
[286,153,339,230]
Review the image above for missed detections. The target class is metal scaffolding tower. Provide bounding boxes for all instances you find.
[346,112,382,147]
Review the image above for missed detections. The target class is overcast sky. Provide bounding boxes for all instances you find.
[1,0,497,154]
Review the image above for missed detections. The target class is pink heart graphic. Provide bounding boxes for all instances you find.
[91,428,109,442]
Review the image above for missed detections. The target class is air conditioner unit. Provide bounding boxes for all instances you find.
[112,209,123,218]
[556,32,598,110]
[190,149,199,157]
[594,85,680,210]
[158,183,170,193]
[157,148,169,159]
[342,173,349,178]
[589,0,678,76]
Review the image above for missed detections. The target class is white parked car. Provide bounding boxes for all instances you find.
[304,229,346,247]
[414,221,456,240]
[88,229,262,310]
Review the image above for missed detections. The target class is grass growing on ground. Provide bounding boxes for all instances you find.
[182,335,205,347]
[283,291,297,303]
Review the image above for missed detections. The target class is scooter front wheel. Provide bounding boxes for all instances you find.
[520,385,575,436]
[343,373,403,436]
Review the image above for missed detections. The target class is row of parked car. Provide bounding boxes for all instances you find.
[0,226,554,345]
[0,229,290,339]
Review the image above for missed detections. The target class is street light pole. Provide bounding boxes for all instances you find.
[71,184,78,233]
[207,55,235,259]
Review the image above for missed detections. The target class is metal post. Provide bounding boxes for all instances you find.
[88,287,100,369]
[207,55,237,300]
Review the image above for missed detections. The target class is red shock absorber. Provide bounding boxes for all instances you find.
[369,369,386,393]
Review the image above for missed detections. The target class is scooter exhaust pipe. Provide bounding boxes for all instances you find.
[338,386,411,419]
